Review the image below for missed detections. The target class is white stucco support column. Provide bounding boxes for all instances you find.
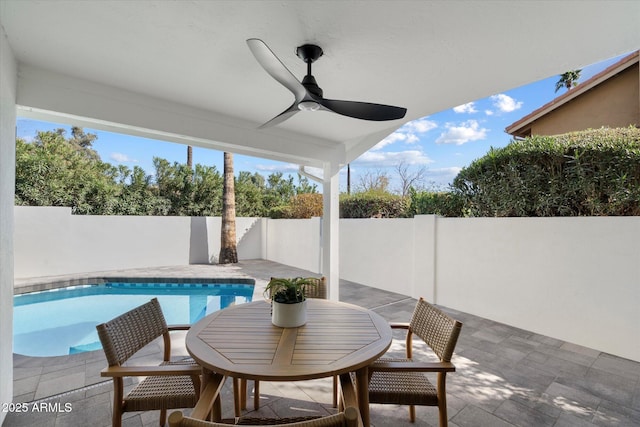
[0,26,17,424]
[322,163,341,301]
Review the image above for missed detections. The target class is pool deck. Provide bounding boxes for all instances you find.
[5,260,640,427]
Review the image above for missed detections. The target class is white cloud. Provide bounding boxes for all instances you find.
[435,120,488,145]
[428,166,463,177]
[424,167,464,188]
[255,162,299,173]
[491,94,523,113]
[453,102,477,114]
[374,132,409,150]
[374,118,437,151]
[110,152,138,163]
[404,118,438,133]
[354,150,434,167]
[484,110,494,116]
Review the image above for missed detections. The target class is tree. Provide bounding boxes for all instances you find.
[15,130,120,214]
[235,171,266,216]
[294,174,318,194]
[219,152,238,264]
[356,169,390,193]
[153,158,197,215]
[70,126,97,148]
[555,70,581,93]
[263,172,296,211]
[395,161,427,197]
[114,165,170,215]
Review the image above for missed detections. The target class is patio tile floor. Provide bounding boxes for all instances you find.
[4,260,640,427]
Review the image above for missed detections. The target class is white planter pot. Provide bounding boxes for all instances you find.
[272,300,307,328]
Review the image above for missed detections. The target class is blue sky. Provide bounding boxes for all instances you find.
[16,51,628,193]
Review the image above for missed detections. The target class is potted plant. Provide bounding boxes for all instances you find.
[264,277,317,327]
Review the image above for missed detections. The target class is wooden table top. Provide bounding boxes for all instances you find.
[186,299,392,381]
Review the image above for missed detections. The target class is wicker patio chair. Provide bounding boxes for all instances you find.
[97,298,202,427]
[242,277,336,412]
[169,373,361,427]
[367,297,462,426]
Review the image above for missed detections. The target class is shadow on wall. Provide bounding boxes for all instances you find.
[189,217,209,264]
[190,217,263,265]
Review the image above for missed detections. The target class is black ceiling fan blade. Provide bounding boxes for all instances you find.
[259,102,300,129]
[319,99,407,121]
[247,38,307,102]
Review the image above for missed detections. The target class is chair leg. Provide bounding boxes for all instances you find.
[160,408,167,426]
[254,380,260,409]
[438,405,448,427]
[437,372,448,427]
[409,405,416,423]
[112,378,123,427]
[240,378,247,410]
[332,375,338,408]
[233,378,242,417]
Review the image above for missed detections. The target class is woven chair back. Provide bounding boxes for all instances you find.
[409,298,462,362]
[268,277,327,300]
[96,298,169,366]
[304,277,327,299]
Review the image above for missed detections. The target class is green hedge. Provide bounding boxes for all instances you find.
[452,127,640,216]
[406,188,467,217]
[340,191,408,218]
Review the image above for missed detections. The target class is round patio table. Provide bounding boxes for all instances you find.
[186,298,392,427]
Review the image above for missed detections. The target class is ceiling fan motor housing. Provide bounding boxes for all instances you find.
[297,44,324,98]
[296,44,323,63]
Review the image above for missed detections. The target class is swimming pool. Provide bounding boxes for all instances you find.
[13,280,254,357]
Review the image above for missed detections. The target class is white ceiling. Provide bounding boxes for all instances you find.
[1,0,639,169]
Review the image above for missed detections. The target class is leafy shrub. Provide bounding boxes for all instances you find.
[288,193,323,218]
[452,127,640,216]
[407,188,468,217]
[340,191,408,218]
[268,205,292,219]
[268,193,323,219]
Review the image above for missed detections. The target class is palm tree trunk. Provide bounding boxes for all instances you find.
[187,145,194,183]
[219,152,238,264]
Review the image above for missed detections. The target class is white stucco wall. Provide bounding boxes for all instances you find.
[340,218,416,297]
[0,25,17,424]
[14,207,191,277]
[434,216,640,362]
[14,207,263,278]
[265,218,321,273]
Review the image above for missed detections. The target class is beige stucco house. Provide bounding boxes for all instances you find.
[506,50,639,138]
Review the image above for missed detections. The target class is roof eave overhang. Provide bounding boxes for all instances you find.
[16,64,347,169]
[505,50,640,137]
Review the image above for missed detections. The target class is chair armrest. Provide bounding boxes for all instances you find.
[101,364,202,377]
[168,324,191,331]
[370,360,456,373]
[389,322,410,330]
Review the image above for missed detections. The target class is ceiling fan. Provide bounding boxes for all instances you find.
[247,38,407,128]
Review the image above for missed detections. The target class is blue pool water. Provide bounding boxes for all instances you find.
[13,281,254,357]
